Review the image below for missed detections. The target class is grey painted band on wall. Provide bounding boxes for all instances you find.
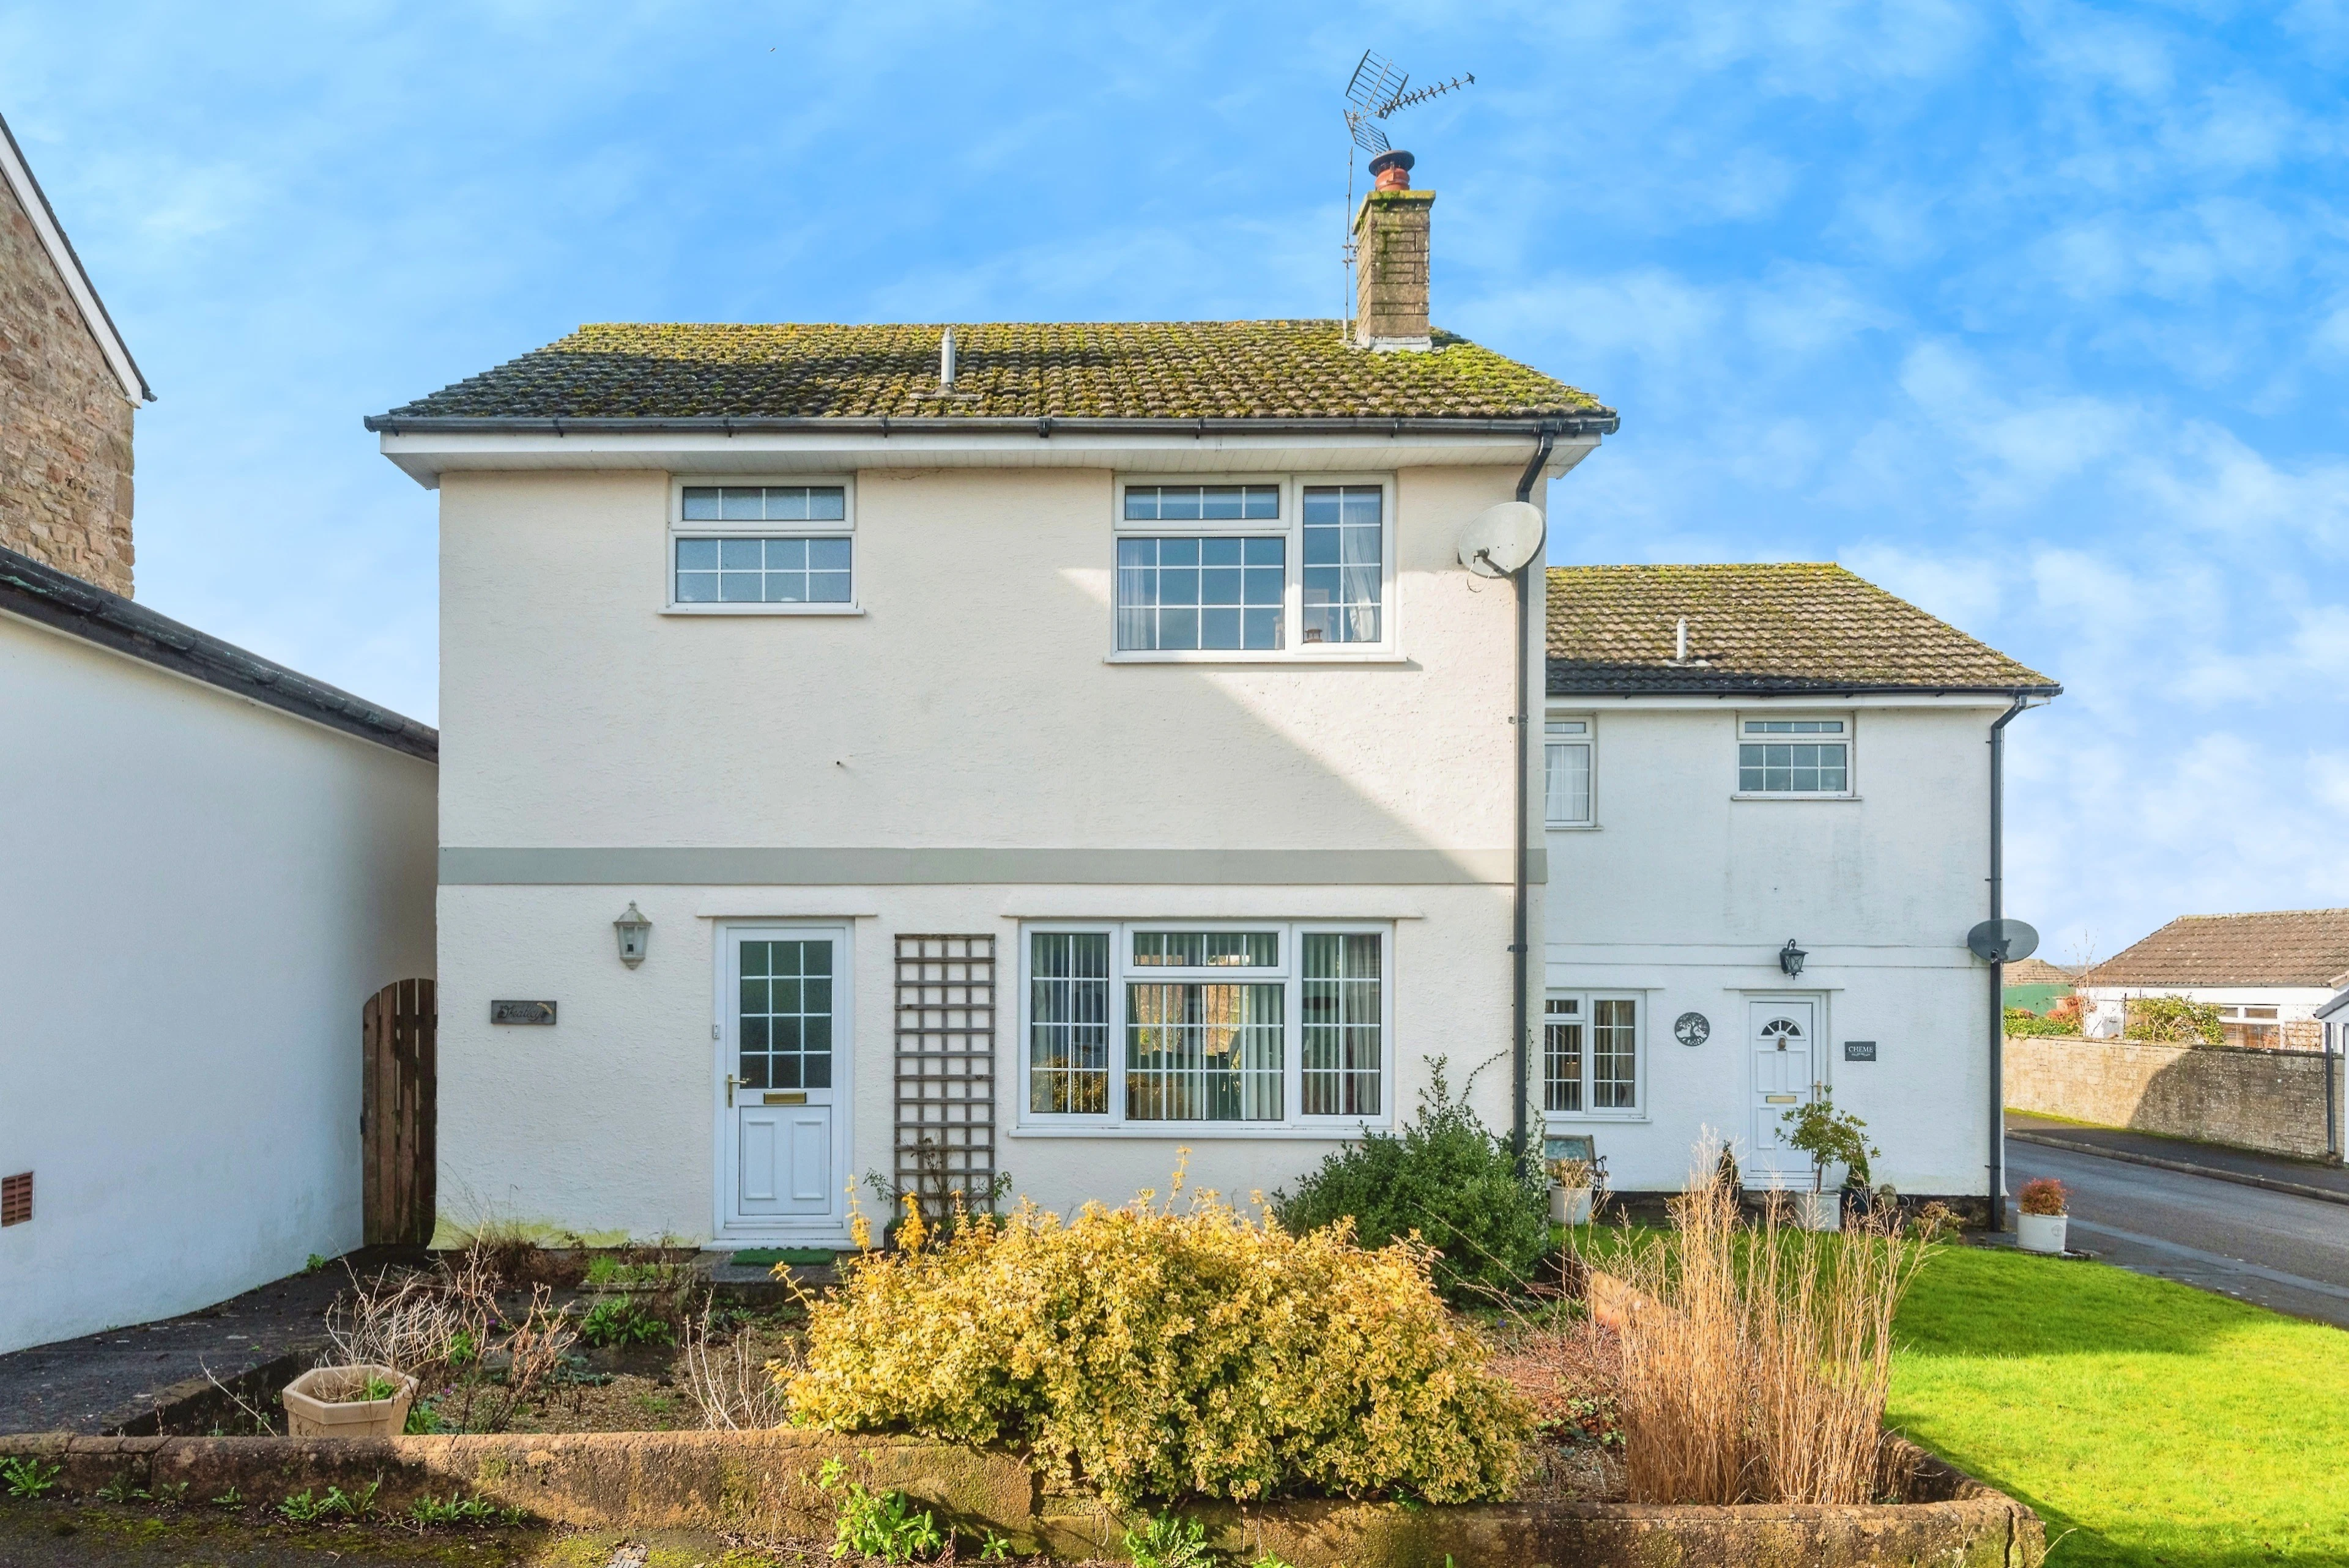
[439,846,1545,887]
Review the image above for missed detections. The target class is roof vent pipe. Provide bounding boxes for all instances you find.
[1675,618,1688,663]
[940,327,956,387]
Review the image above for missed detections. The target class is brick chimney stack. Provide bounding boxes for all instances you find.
[1352,150,1434,352]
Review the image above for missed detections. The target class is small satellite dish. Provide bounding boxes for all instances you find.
[1456,501,1545,577]
[1966,919,2039,964]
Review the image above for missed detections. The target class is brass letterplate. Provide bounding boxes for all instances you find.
[763,1092,807,1106]
[1765,1093,1800,1104]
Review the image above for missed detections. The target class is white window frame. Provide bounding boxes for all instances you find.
[664,475,863,616]
[1014,919,1397,1136]
[1541,989,1646,1122]
[1733,712,1857,800]
[1107,473,1400,664]
[1545,717,1595,828]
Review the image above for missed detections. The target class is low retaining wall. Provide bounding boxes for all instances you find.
[2005,1035,2342,1161]
[7,1428,2042,1567]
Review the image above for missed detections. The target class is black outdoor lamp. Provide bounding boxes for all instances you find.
[1778,938,1808,977]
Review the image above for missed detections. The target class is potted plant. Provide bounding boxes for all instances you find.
[281,1363,418,1439]
[2016,1177,2069,1254]
[1778,1095,1880,1232]
[1546,1156,1595,1226]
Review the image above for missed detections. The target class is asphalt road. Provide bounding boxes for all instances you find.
[2006,1139,2349,1328]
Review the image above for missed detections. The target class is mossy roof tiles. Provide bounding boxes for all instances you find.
[1546,563,2055,695]
[370,320,1610,424]
[2087,911,2349,990]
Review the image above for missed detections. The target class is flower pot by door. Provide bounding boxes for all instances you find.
[1550,1186,1593,1226]
[1794,1189,1842,1232]
[2017,1212,2068,1255]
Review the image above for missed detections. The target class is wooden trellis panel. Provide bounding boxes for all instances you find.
[894,935,997,1222]
[363,977,437,1247]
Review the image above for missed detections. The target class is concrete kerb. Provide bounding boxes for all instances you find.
[4,1427,2043,1567]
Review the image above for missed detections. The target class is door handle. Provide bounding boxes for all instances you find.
[725,1074,738,1108]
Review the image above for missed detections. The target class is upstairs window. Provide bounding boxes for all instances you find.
[1116,538,1286,651]
[1739,718,1850,796]
[672,483,854,610]
[1545,719,1593,826]
[1302,485,1383,644]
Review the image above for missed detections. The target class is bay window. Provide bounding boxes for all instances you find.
[1022,923,1392,1130]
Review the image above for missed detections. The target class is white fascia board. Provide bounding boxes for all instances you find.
[1546,692,2027,711]
[374,429,1601,489]
[0,114,149,404]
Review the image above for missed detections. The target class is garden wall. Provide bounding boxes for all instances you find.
[10,1429,2044,1568]
[2004,1036,2342,1161]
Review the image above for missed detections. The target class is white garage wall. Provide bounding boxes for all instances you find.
[0,615,436,1354]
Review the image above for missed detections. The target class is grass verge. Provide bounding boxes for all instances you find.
[1889,1246,2349,1567]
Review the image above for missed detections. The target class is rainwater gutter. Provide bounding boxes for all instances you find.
[1986,693,2032,1230]
[1509,425,1557,1164]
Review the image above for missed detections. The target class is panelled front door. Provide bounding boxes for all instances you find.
[721,926,850,1230]
[1748,998,1817,1187]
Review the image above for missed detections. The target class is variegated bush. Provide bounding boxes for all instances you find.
[785,1178,1531,1507]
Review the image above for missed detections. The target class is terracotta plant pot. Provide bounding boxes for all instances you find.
[1794,1189,1842,1232]
[282,1363,418,1439]
[1549,1186,1594,1226]
[2016,1211,2069,1256]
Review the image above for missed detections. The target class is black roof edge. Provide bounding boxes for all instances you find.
[0,544,437,761]
[362,412,1621,438]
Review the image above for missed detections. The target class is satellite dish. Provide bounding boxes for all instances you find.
[1457,501,1546,577]
[1966,919,2039,964]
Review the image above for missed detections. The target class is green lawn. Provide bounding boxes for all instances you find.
[1891,1247,2349,1567]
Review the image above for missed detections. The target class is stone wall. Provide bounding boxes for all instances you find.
[2005,1036,2343,1161]
[0,174,135,594]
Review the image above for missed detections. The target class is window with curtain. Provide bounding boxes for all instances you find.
[1029,932,1110,1114]
[1302,932,1382,1115]
[1546,720,1592,826]
[1545,993,1641,1117]
[1301,485,1383,644]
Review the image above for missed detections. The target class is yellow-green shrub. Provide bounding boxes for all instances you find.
[784,1182,1531,1507]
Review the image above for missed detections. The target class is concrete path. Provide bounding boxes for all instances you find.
[2003,1136,2349,1330]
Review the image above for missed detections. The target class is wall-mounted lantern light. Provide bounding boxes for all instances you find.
[614,903,651,968]
[1778,938,1808,977]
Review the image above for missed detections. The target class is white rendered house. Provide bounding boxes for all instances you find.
[1539,565,2058,1202]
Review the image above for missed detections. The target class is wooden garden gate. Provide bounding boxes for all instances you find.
[362,977,436,1246]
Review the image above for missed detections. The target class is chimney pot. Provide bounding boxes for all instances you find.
[1368,149,1415,191]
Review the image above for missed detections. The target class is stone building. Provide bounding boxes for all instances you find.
[1,110,148,595]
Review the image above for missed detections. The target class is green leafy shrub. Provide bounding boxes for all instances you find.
[579,1296,675,1348]
[1,1455,60,1499]
[2003,1005,2081,1038]
[817,1458,944,1563]
[787,1178,1531,1507]
[1271,1062,1548,1301]
[1776,1094,1879,1193]
[1124,1513,1214,1568]
[2125,995,2224,1046]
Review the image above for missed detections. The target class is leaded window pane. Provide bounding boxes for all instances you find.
[1302,932,1381,1116]
[1123,484,1280,521]
[1739,742,1847,793]
[1126,982,1284,1121]
[1130,931,1278,967]
[1592,999,1637,1109]
[739,939,833,1094]
[1115,536,1284,650]
[1030,933,1110,1114]
[683,486,847,522]
[676,536,853,606]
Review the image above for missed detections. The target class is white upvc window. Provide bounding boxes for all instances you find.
[1737,716,1853,797]
[1543,992,1642,1119]
[1545,719,1594,827]
[667,479,858,614]
[1111,476,1397,661]
[1019,922,1393,1131]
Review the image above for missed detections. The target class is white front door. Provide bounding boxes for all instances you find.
[1749,999,1817,1187]
[721,925,850,1232]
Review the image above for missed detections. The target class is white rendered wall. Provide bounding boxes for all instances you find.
[0,616,436,1353]
[2077,986,2334,1037]
[434,461,1542,1240]
[1543,702,2007,1196]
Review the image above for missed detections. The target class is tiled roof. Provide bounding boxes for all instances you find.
[366,320,1612,426]
[2003,958,2075,986]
[2087,911,2349,990]
[1546,563,2056,695]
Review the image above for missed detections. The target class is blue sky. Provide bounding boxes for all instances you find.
[4,1,2342,960]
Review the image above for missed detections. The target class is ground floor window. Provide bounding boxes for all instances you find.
[1543,991,1642,1117]
[1021,922,1391,1128]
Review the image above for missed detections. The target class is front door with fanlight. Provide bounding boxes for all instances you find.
[1749,998,1817,1187]
[721,925,850,1233]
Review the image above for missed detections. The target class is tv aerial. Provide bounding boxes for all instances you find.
[1341,50,1474,321]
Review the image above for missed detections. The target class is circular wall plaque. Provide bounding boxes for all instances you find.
[1674,1011,1712,1048]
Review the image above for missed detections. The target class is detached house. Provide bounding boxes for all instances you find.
[2080,910,2349,1050]
[371,160,2055,1246]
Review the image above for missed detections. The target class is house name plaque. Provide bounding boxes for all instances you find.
[491,1000,557,1026]
[1844,1040,1877,1061]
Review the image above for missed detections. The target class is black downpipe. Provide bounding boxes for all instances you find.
[1986,695,2029,1230]
[1510,427,1558,1163]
